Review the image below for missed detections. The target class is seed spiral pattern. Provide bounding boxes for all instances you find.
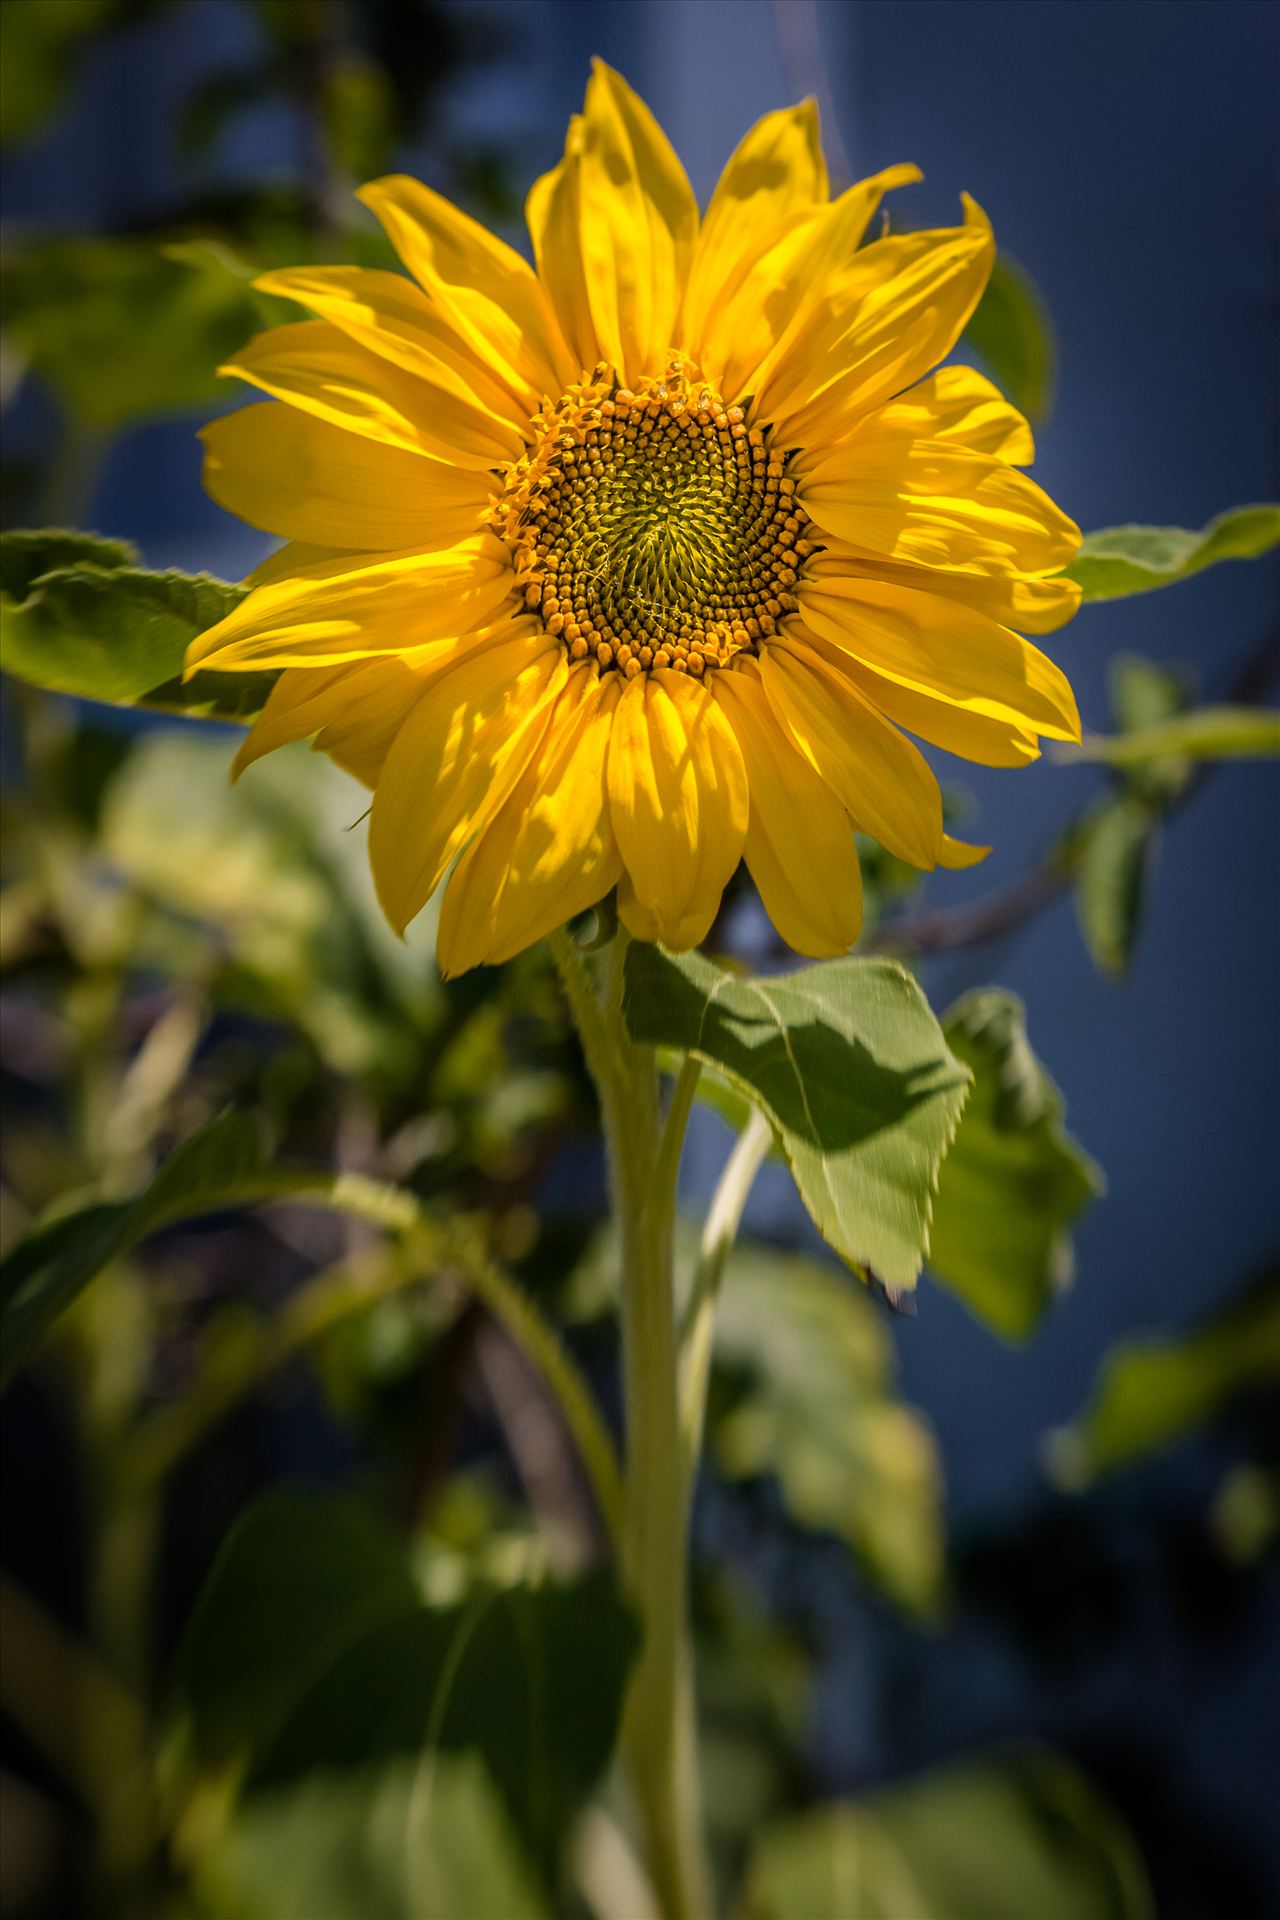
[490,359,816,677]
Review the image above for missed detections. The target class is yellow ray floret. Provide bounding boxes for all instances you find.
[189,60,1083,975]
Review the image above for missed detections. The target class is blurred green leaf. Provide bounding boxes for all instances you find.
[1,234,266,428]
[623,947,971,1292]
[1047,1269,1280,1486]
[0,0,139,146]
[1065,505,1280,601]
[743,1748,1151,1919]
[101,733,435,1077]
[710,1241,944,1618]
[0,1110,416,1384]
[0,536,263,720]
[1064,707,1280,768]
[174,1492,421,1764]
[1108,653,1194,737]
[197,1755,549,1920]
[1074,795,1154,977]
[175,1491,637,1892]
[961,251,1055,422]
[929,992,1101,1340]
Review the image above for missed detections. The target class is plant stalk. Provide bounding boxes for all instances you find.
[550,928,710,1920]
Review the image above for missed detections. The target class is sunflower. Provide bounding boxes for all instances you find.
[187,61,1082,975]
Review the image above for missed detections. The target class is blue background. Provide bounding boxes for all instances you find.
[4,0,1278,1901]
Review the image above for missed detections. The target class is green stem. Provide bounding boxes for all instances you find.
[679,1106,773,1471]
[549,928,710,1920]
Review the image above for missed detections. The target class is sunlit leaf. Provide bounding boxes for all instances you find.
[623,946,971,1292]
[0,534,262,720]
[743,1748,1152,1920]
[197,1755,550,1920]
[1064,505,1280,602]
[928,993,1101,1340]
[1064,707,1280,768]
[710,1241,944,1617]
[1047,1269,1280,1486]
[961,251,1055,421]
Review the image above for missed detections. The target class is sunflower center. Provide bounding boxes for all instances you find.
[490,359,814,676]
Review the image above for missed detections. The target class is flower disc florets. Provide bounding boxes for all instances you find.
[491,358,816,676]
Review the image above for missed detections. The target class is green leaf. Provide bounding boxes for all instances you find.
[961,251,1055,421]
[0,0,126,146]
[0,528,138,598]
[1047,1269,1280,1486]
[743,1749,1151,1919]
[100,733,436,1079]
[1074,795,1155,977]
[0,1110,414,1385]
[1064,706,1280,769]
[0,537,261,720]
[1108,653,1194,736]
[1064,505,1280,602]
[623,946,971,1291]
[928,993,1101,1340]
[174,1492,637,1893]
[1,233,263,428]
[173,1492,422,1764]
[710,1241,944,1617]
[197,1756,550,1920]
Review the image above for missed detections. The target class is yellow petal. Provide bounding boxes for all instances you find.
[531,62,698,384]
[796,572,1080,740]
[940,835,992,869]
[186,534,516,674]
[232,658,415,782]
[253,264,536,426]
[437,667,624,975]
[806,647,1043,767]
[766,198,994,439]
[244,542,357,588]
[201,402,492,549]
[526,115,599,373]
[875,365,1034,465]
[682,100,827,348]
[369,631,567,932]
[759,639,944,868]
[721,164,921,405]
[221,320,520,466]
[799,431,1081,576]
[805,547,1082,636]
[355,176,575,400]
[609,668,748,948]
[712,663,861,955]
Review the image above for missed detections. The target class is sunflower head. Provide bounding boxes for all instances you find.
[188,61,1082,976]
[492,358,811,678]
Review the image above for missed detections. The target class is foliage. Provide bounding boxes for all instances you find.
[1048,1268,1280,1485]
[743,1749,1152,1919]
[624,944,971,1293]
[708,1240,945,1618]
[1,6,1278,1917]
[1065,506,1280,602]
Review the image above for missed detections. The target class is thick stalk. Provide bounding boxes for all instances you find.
[549,930,709,1920]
